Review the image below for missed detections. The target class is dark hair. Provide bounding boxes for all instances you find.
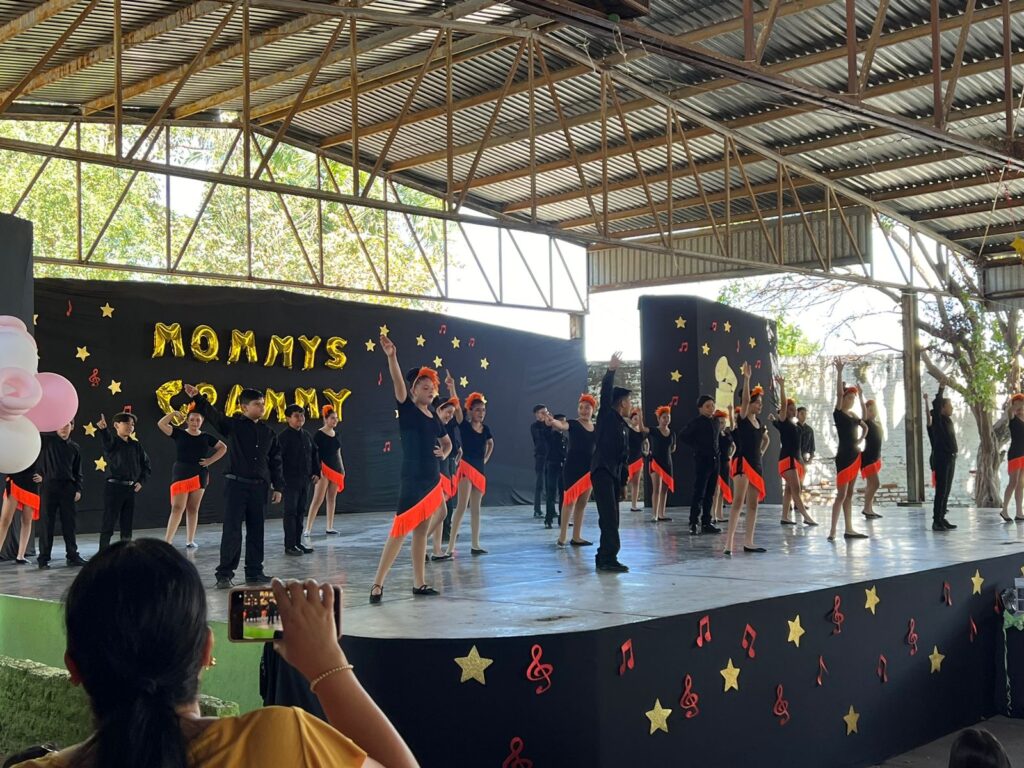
[239,388,264,405]
[533,404,547,414]
[948,728,1011,768]
[112,414,135,425]
[284,404,305,417]
[65,540,208,768]
[796,406,807,413]
[697,395,714,408]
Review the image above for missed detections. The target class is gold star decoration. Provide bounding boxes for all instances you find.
[787,615,805,647]
[100,302,115,318]
[107,380,122,395]
[82,422,97,438]
[1013,235,1024,257]
[415,335,426,347]
[864,585,880,615]
[452,337,461,349]
[843,705,860,735]
[480,358,490,370]
[94,456,108,472]
[379,324,390,336]
[75,346,90,362]
[748,337,757,349]
[129,432,138,442]
[670,370,682,382]
[365,339,376,352]
[454,645,493,685]
[433,356,443,368]
[929,645,945,673]
[701,343,710,355]
[32,314,38,325]
[720,658,740,692]
[459,376,469,388]
[674,316,686,329]
[645,698,672,734]
[723,321,732,333]
[971,569,984,595]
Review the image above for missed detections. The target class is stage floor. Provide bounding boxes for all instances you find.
[3,503,1024,639]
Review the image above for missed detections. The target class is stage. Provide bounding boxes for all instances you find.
[3,502,1024,767]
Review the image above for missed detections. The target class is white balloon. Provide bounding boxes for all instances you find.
[0,327,37,374]
[0,417,40,474]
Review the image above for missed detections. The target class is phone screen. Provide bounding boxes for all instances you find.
[228,585,342,642]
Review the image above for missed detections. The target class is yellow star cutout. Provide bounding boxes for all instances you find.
[454,645,493,685]
[379,324,390,336]
[701,343,710,355]
[645,698,672,734]
[94,456,107,472]
[864,585,880,615]
[433,356,443,368]
[107,380,121,395]
[787,615,805,647]
[459,376,469,388]
[723,321,732,333]
[100,303,115,318]
[720,658,740,692]
[32,314,38,325]
[75,346,90,362]
[670,370,682,382]
[1013,235,1024,256]
[415,335,426,347]
[843,705,860,735]
[480,358,489,370]
[82,422,97,438]
[971,569,984,595]
[365,339,376,352]
[452,337,461,349]
[674,316,686,329]
[929,645,945,673]
[748,337,757,349]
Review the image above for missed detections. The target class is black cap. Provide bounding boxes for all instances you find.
[112,412,137,424]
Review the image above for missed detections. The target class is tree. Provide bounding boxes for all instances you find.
[717,284,820,356]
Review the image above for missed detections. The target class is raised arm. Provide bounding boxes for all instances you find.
[932,385,945,420]
[97,413,114,450]
[923,393,933,428]
[157,412,175,437]
[833,357,845,411]
[598,352,623,416]
[775,375,787,421]
[380,335,406,403]
[445,370,464,424]
[183,384,232,436]
[739,362,751,418]
[546,413,570,432]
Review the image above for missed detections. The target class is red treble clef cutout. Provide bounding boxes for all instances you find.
[907,618,919,656]
[831,595,844,635]
[525,643,553,694]
[772,684,790,725]
[502,737,533,768]
[679,674,699,718]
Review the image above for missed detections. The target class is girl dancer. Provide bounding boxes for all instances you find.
[774,377,817,526]
[304,406,346,538]
[445,390,494,557]
[370,335,451,602]
[647,406,676,523]
[828,358,868,541]
[859,390,884,520]
[158,409,226,548]
[551,394,596,547]
[1001,393,1024,522]
[430,394,460,559]
[723,364,769,554]
[0,461,40,564]
[711,409,733,524]
[626,408,647,512]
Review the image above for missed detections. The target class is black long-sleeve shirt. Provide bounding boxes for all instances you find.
[278,427,319,486]
[798,423,816,458]
[99,428,151,484]
[192,395,284,490]
[39,433,83,492]
[591,368,629,476]
[531,421,549,460]
[679,414,719,459]
[931,388,958,456]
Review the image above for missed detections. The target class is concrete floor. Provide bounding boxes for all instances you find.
[878,716,1024,766]
[3,502,1024,640]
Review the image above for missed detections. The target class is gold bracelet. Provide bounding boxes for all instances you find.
[309,664,354,693]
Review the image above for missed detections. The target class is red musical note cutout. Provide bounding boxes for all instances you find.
[906,618,919,656]
[816,655,828,687]
[736,341,740,353]
[772,684,791,726]
[679,674,699,718]
[877,654,888,683]
[618,639,635,676]
[711,321,718,331]
[383,441,391,453]
[754,359,762,369]
[377,372,383,386]
[741,624,757,659]
[88,369,101,388]
[831,595,845,635]
[439,323,447,335]
[525,644,553,694]
[942,581,952,606]
[969,615,978,643]
[695,615,712,648]
[468,337,476,347]
[502,737,533,768]
[678,341,689,353]
[65,300,73,317]
[669,395,679,407]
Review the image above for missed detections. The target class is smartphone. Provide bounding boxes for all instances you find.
[227,584,342,643]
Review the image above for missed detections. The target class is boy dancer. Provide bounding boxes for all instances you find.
[278,404,318,556]
[930,385,958,531]
[679,395,723,536]
[185,384,284,587]
[592,352,632,573]
[37,420,86,569]
[97,410,151,550]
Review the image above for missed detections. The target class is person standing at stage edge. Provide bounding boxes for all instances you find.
[930,385,958,531]
[278,404,319,556]
[184,384,284,587]
[592,352,633,573]
[37,421,87,569]
[531,404,549,518]
[96,410,151,551]
[678,395,723,536]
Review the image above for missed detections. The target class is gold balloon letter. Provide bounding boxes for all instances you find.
[265,335,295,369]
[224,384,243,417]
[191,325,220,363]
[298,335,321,371]
[196,382,218,406]
[153,323,184,358]
[155,380,183,414]
[325,337,348,370]
[322,388,352,420]
[294,387,320,419]
[263,388,287,422]
[228,330,258,365]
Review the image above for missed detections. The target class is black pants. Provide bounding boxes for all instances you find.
[544,462,564,525]
[99,483,135,550]
[689,456,717,526]
[38,480,79,564]
[933,455,956,521]
[534,456,546,514]
[593,468,621,565]
[282,482,309,551]
[218,479,269,580]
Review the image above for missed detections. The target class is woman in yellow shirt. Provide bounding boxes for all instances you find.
[14,539,417,768]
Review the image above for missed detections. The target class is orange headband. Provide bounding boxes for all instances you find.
[415,367,440,390]
[844,386,859,396]
[441,396,459,409]
[655,405,671,417]
[465,392,486,410]
[579,393,597,409]
[713,409,728,418]
[750,386,764,397]
[864,399,876,407]
[785,398,795,406]
[322,405,335,417]
[1013,393,1024,403]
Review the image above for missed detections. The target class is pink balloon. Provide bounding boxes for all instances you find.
[24,372,79,432]
[0,367,43,420]
[0,316,28,333]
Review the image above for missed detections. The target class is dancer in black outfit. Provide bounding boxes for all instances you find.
[858,389,884,521]
[647,406,676,523]
[626,409,646,512]
[542,412,568,529]
[930,385,958,531]
[1,460,40,564]
[550,394,597,547]
[430,395,460,560]
[97,411,152,551]
[773,377,816,527]
[1001,393,1024,522]
[446,390,494,557]
[531,404,549,518]
[36,421,86,569]
[278,404,319,556]
[679,395,723,535]
[711,410,733,524]
[158,409,225,548]
[827,359,868,542]
[370,335,451,602]
[592,352,632,573]
[304,406,346,538]
[723,364,770,555]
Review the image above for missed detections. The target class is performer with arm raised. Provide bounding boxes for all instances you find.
[722,363,769,555]
[827,359,868,542]
[592,352,633,573]
[97,411,151,551]
[931,385,958,530]
[858,387,884,521]
[1001,394,1024,522]
[158,408,226,548]
[773,377,816,527]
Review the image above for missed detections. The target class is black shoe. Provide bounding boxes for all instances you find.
[596,560,629,572]
[412,585,440,596]
[66,555,87,566]
[471,547,488,555]
[297,544,314,554]
[932,521,947,531]
[689,524,699,536]
[743,546,767,553]
[369,584,383,604]
[843,532,868,539]
[215,577,234,589]
[14,558,29,565]
[544,521,553,529]
[570,539,593,546]
[245,573,271,585]
[38,560,51,570]
[942,519,957,529]
[533,511,543,518]
[285,546,304,556]
[702,523,722,534]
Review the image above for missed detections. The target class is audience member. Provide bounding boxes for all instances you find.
[948,727,1012,768]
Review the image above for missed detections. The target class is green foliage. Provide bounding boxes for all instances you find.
[716,283,820,356]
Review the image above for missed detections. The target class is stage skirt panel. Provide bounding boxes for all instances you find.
[455,460,486,495]
[860,459,883,480]
[650,459,675,494]
[717,475,733,505]
[627,458,644,482]
[170,462,209,500]
[1009,456,1024,474]
[778,456,805,482]
[836,454,862,487]
[4,478,40,520]
[732,458,766,502]
[390,479,445,538]
[562,472,592,508]
[321,462,346,491]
